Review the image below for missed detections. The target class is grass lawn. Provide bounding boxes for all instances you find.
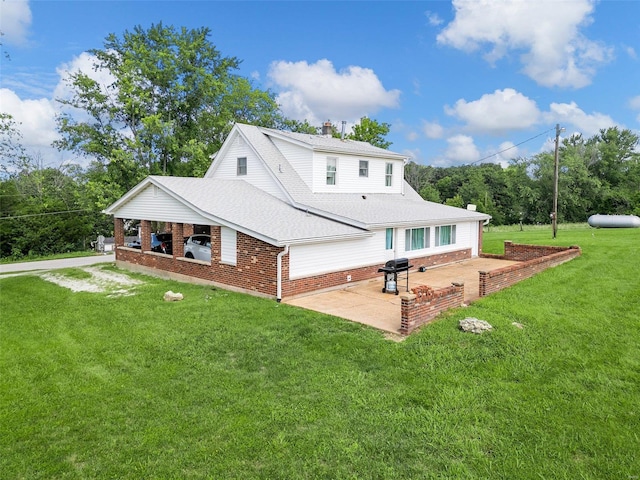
[1,226,639,479]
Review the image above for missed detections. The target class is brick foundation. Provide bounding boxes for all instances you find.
[114,214,473,300]
[281,248,471,298]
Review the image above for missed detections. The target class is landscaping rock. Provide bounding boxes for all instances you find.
[512,322,524,329]
[164,291,184,302]
[459,317,492,334]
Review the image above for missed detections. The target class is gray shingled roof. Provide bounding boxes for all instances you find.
[150,176,369,245]
[259,126,408,160]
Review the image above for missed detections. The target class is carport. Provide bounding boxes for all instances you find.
[284,257,518,335]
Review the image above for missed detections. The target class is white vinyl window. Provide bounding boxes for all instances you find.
[326,157,337,185]
[405,227,430,251]
[385,228,393,250]
[359,160,369,177]
[385,162,393,187]
[435,225,456,246]
[237,157,247,176]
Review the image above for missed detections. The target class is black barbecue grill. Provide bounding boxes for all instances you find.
[378,258,413,295]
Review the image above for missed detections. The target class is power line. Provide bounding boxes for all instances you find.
[0,208,95,220]
[466,127,556,166]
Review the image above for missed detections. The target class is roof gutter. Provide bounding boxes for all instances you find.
[276,244,290,303]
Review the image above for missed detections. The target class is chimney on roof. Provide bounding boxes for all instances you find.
[341,120,346,140]
[322,121,332,137]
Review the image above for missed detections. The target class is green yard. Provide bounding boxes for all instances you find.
[1,226,639,479]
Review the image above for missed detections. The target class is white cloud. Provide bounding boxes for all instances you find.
[492,141,519,167]
[267,59,401,126]
[444,134,480,164]
[624,45,637,60]
[54,51,115,104]
[424,10,443,27]
[0,0,32,46]
[0,88,58,152]
[629,95,640,110]
[437,0,613,88]
[544,101,616,137]
[445,88,540,134]
[422,120,444,139]
[0,52,112,168]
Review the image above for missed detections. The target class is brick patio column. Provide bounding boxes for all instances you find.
[400,292,417,336]
[172,223,184,258]
[141,220,152,251]
[114,218,125,246]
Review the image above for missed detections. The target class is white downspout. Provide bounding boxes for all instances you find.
[276,244,290,303]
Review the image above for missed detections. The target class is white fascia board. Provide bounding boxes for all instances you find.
[312,147,407,161]
[365,215,492,229]
[276,230,374,247]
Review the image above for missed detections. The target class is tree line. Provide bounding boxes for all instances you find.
[405,127,640,226]
[1,24,639,259]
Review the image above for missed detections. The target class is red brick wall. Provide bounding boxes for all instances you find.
[479,243,581,296]
[502,241,580,261]
[115,227,283,297]
[281,248,471,298]
[400,283,465,335]
[115,215,473,300]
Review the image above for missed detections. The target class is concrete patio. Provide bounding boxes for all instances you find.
[284,257,518,335]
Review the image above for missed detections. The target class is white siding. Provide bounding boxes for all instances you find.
[270,138,314,188]
[311,153,404,194]
[114,184,213,224]
[289,230,390,279]
[208,135,286,200]
[398,222,474,259]
[220,227,237,265]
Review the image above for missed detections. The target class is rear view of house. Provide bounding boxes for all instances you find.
[104,123,490,300]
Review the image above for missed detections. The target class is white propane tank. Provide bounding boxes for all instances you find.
[588,214,640,228]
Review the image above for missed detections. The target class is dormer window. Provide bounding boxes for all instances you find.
[385,163,393,186]
[326,157,337,185]
[359,160,369,177]
[237,157,247,176]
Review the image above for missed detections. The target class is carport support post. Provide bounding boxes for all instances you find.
[172,223,184,258]
[114,218,125,247]
[141,220,152,251]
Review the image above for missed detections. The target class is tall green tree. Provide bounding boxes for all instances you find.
[346,117,392,149]
[55,23,286,204]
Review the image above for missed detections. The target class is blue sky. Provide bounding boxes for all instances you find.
[1,0,639,170]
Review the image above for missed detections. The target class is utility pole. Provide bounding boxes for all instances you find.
[552,123,564,238]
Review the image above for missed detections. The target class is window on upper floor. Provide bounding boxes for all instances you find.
[385,162,393,186]
[435,225,456,246]
[359,160,369,177]
[405,227,430,251]
[326,157,337,185]
[237,157,247,176]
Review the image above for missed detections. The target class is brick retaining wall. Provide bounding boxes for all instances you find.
[400,283,465,335]
[479,242,581,297]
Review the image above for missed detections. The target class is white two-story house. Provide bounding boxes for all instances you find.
[105,123,490,300]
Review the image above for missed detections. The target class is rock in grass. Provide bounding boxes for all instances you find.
[459,317,492,334]
[164,291,183,302]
